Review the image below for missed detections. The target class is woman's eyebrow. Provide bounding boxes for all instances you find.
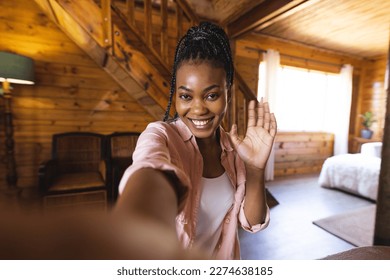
[177,85,192,92]
[177,84,220,92]
[202,84,220,93]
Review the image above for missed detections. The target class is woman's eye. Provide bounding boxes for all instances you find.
[206,93,219,101]
[179,94,191,101]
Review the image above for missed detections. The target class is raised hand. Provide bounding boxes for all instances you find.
[228,98,277,170]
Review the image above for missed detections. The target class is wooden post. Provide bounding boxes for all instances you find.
[176,4,183,41]
[1,81,18,193]
[126,0,135,26]
[101,0,112,51]
[374,41,390,245]
[160,0,169,64]
[144,0,153,47]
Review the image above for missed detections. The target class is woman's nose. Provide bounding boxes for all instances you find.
[191,99,208,114]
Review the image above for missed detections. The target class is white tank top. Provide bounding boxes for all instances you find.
[195,172,234,255]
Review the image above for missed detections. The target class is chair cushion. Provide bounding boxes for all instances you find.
[49,172,105,191]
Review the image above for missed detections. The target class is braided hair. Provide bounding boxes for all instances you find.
[163,22,234,122]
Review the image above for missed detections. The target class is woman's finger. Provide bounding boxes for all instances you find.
[247,100,257,128]
[256,99,264,127]
[262,102,271,130]
[229,123,242,148]
[269,113,277,137]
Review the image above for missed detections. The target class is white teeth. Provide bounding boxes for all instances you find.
[191,119,211,126]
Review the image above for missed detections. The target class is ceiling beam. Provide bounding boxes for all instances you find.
[176,0,200,25]
[227,0,319,39]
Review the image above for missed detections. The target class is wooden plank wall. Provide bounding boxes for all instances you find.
[358,56,388,140]
[274,132,334,177]
[0,1,387,192]
[0,0,154,191]
[235,33,388,177]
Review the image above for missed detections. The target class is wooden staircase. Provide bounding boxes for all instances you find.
[34,0,257,135]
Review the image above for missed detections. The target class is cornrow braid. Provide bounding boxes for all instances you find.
[163,21,234,122]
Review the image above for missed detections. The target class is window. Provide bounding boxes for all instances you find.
[258,64,342,132]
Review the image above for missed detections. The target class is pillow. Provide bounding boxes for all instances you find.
[361,142,382,158]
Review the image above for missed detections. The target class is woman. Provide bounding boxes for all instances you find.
[115,21,277,259]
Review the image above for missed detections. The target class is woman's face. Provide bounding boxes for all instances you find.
[175,61,229,140]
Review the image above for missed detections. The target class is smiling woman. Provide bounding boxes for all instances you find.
[115,21,277,260]
[0,20,277,262]
[175,62,228,140]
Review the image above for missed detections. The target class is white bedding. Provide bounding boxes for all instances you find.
[318,153,381,201]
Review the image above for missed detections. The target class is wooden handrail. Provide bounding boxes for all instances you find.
[176,0,199,24]
[116,0,255,130]
[95,0,256,130]
[236,72,257,101]
[111,0,194,69]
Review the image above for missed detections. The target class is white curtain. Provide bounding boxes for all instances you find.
[257,49,280,181]
[336,64,354,155]
[324,64,353,155]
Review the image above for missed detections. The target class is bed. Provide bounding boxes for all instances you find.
[318,142,382,201]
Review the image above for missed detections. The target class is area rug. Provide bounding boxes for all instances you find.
[313,205,376,246]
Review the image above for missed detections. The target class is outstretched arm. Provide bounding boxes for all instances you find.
[114,168,179,231]
[228,99,277,226]
[0,168,201,259]
[111,167,190,258]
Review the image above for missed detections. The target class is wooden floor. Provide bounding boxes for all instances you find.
[1,173,375,260]
[239,173,375,260]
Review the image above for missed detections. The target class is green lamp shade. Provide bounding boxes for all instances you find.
[0,51,35,85]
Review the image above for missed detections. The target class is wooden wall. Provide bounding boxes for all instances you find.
[0,0,154,191]
[235,33,388,176]
[0,0,388,194]
[274,132,334,177]
[357,56,388,140]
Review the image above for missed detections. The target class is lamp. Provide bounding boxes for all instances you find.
[0,51,35,193]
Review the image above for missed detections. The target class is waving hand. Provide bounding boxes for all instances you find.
[228,99,277,170]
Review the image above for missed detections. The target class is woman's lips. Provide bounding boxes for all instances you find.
[189,117,214,128]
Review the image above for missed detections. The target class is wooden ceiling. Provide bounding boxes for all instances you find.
[187,0,390,58]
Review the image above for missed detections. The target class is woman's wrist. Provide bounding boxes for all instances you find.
[245,163,265,177]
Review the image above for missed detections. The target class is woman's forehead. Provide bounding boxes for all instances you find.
[176,62,227,82]
[177,58,224,69]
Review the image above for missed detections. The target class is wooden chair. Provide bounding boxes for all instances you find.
[106,132,140,203]
[39,132,108,211]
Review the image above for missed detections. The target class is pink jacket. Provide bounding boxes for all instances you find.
[119,119,270,259]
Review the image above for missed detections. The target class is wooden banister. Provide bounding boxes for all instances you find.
[72,0,256,129]
[236,72,257,101]
[111,0,191,68]
[110,0,256,132]
[160,0,169,63]
[101,0,112,50]
[176,3,184,40]
[126,0,135,26]
[176,0,200,25]
[144,0,153,46]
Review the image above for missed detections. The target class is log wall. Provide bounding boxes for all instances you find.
[357,56,388,140]
[0,0,154,191]
[236,34,388,176]
[274,132,334,177]
[0,1,388,193]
